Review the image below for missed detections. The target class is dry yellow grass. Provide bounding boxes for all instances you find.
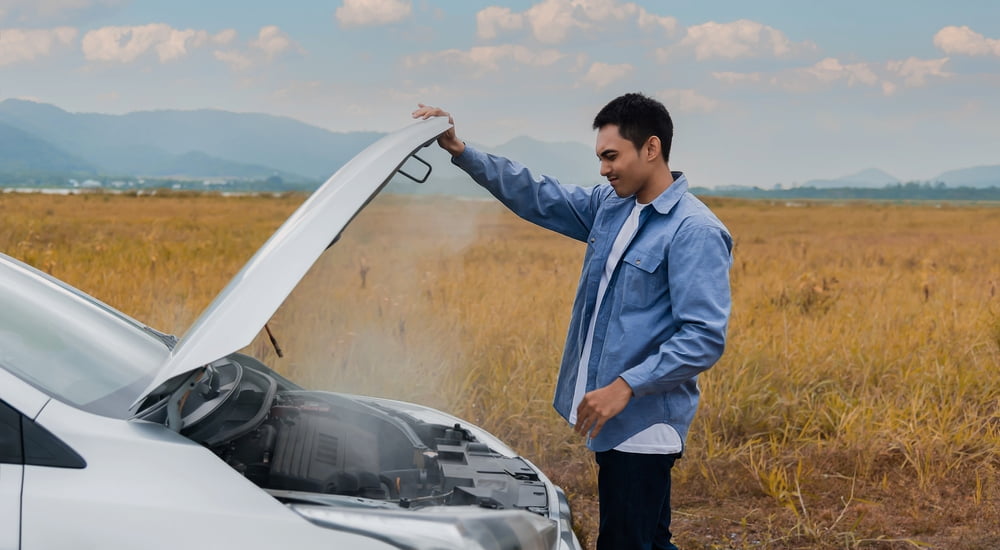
[2,191,999,549]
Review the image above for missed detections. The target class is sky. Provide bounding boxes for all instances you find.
[1,0,999,188]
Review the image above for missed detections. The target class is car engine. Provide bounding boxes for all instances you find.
[161,356,549,515]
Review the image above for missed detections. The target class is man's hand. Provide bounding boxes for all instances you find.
[411,104,465,157]
[574,377,633,439]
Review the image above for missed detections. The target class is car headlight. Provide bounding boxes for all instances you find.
[292,504,558,550]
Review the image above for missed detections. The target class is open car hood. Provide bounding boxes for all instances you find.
[133,117,452,406]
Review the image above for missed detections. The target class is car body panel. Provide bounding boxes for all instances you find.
[0,398,21,550]
[21,396,395,550]
[0,463,18,550]
[135,117,452,405]
[0,369,48,420]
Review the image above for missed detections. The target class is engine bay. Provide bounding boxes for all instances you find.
[161,357,549,515]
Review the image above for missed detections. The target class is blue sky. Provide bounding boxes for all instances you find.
[2,0,999,187]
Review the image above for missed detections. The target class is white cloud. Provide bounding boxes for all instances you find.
[403,44,564,74]
[335,0,412,28]
[770,58,879,93]
[212,28,237,45]
[0,26,76,65]
[886,57,951,88]
[666,19,814,60]
[655,89,719,114]
[81,24,215,63]
[250,25,292,59]
[213,26,300,71]
[636,10,677,34]
[155,28,209,62]
[520,0,580,43]
[475,0,676,44]
[580,61,632,88]
[476,6,523,40]
[802,57,878,86]
[712,56,948,96]
[713,58,880,93]
[213,49,252,71]
[933,25,1000,56]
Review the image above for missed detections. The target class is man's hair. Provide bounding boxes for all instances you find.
[592,92,673,164]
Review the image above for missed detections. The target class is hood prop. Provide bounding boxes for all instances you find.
[264,323,284,358]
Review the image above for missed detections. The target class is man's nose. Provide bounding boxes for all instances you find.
[599,162,611,176]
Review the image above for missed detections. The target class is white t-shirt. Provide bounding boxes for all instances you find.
[568,200,682,454]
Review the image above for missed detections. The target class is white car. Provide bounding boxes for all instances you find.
[0,118,582,550]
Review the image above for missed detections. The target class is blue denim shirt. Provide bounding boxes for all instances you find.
[453,146,733,452]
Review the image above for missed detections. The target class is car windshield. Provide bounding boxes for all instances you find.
[0,255,169,418]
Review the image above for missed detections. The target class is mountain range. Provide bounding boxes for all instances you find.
[1,98,998,190]
[802,168,901,189]
[802,165,1000,189]
[0,99,604,188]
[0,99,382,182]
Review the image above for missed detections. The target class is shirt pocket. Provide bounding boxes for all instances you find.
[620,248,663,307]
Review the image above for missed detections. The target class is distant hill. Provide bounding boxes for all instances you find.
[2,98,996,194]
[0,99,380,181]
[0,98,608,187]
[0,120,96,175]
[804,168,900,189]
[933,165,1000,188]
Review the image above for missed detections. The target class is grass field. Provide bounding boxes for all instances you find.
[2,190,999,549]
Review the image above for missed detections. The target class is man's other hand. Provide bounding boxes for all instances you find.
[574,377,633,439]
[412,104,465,157]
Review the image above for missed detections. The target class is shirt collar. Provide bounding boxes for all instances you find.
[647,171,688,215]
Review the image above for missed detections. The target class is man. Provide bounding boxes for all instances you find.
[413,93,732,550]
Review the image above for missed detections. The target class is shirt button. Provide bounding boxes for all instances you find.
[636,259,641,264]
[589,238,595,243]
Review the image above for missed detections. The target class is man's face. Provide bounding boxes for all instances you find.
[595,124,650,200]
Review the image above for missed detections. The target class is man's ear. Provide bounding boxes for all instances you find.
[645,136,662,162]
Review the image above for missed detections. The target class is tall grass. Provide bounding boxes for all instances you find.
[2,191,998,549]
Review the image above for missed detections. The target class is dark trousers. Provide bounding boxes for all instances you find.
[595,449,680,550]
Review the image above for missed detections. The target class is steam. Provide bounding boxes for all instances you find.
[245,191,500,413]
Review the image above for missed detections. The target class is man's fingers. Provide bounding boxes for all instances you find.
[573,415,605,438]
[411,104,462,155]
[412,104,449,120]
[590,418,607,438]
